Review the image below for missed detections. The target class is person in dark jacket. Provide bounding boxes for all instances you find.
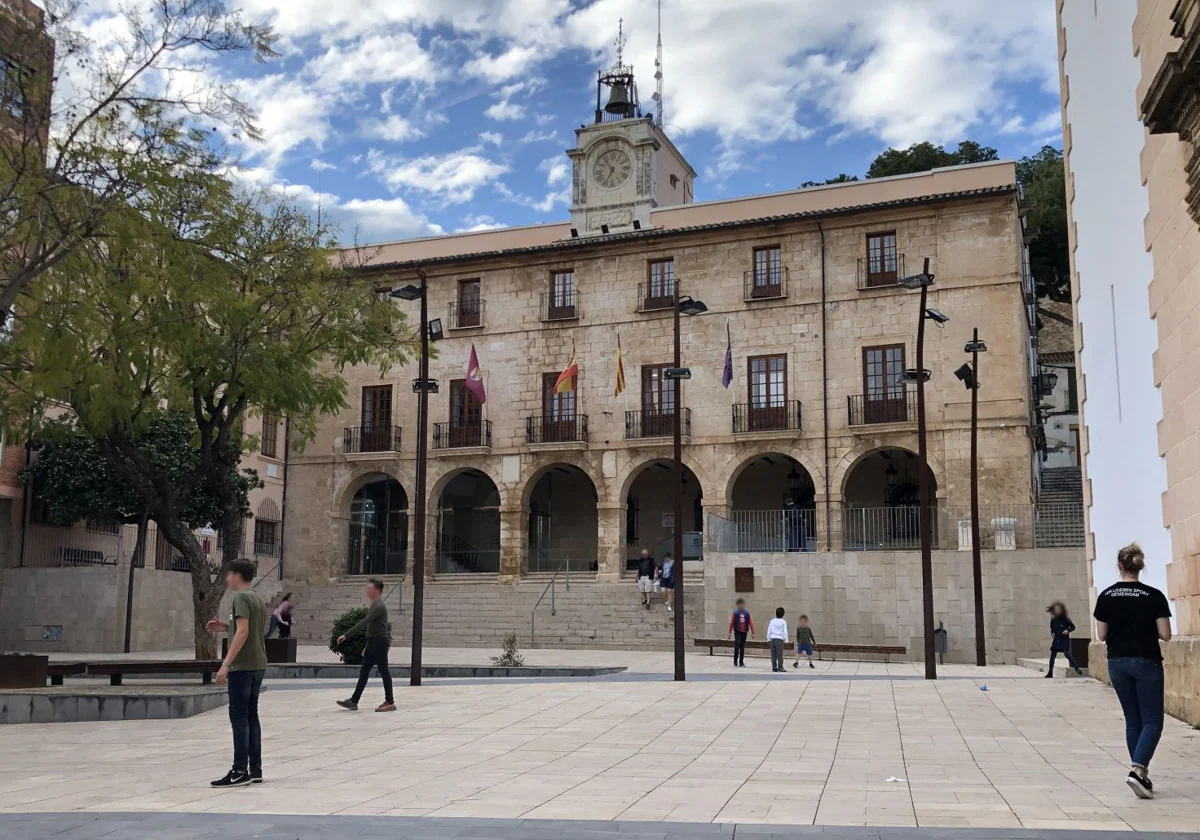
[727,599,755,667]
[1046,602,1083,677]
[335,579,395,712]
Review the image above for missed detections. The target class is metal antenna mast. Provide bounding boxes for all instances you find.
[653,0,664,125]
[614,17,625,67]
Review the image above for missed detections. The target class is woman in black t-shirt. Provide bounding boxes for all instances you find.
[1093,543,1173,800]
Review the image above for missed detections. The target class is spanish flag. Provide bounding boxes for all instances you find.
[555,344,578,394]
[614,333,626,397]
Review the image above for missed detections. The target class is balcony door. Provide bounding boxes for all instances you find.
[862,345,906,424]
[642,364,676,437]
[360,385,393,452]
[449,379,483,446]
[751,246,782,298]
[541,372,577,442]
[645,259,675,310]
[458,278,481,327]
[748,354,787,430]
[548,270,575,319]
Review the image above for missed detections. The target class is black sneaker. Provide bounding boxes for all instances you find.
[1075,667,1083,675]
[336,699,359,711]
[250,768,263,784]
[809,661,815,669]
[1127,771,1154,799]
[1045,672,1053,678]
[211,769,251,788]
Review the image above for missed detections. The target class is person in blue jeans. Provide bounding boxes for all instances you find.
[1094,542,1172,800]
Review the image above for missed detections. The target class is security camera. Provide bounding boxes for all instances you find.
[924,308,949,324]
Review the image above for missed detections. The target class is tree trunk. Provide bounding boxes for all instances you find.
[156,518,224,660]
[123,508,151,654]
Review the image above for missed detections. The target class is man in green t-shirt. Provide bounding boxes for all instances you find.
[206,558,267,788]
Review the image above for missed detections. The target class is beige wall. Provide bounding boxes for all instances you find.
[704,548,1088,664]
[285,182,1035,586]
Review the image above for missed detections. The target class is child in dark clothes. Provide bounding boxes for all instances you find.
[1046,601,1083,677]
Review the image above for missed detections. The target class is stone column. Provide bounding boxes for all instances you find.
[499,506,524,583]
[596,504,624,582]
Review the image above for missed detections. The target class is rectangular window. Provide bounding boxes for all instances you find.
[752,246,782,296]
[641,364,677,437]
[0,57,30,120]
[541,372,577,442]
[260,413,278,459]
[645,259,675,309]
[449,379,483,446]
[254,520,278,555]
[862,344,907,423]
[866,232,898,286]
[1067,367,1078,413]
[548,269,575,318]
[458,278,482,327]
[360,386,393,452]
[748,354,788,430]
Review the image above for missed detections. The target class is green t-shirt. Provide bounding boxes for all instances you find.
[228,590,267,672]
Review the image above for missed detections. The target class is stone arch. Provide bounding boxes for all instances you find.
[518,455,601,510]
[255,498,281,522]
[523,462,600,573]
[621,456,706,566]
[345,474,409,576]
[434,467,502,574]
[333,462,413,519]
[839,446,940,551]
[721,448,825,506]
[616,452,715,504]
[428,462,506,510]
[832,441,944,504]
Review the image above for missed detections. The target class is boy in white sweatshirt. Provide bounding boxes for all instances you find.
[766,607,789,673]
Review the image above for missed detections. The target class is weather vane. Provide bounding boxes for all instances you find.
[614,17,625,68]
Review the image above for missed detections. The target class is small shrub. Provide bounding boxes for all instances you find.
[492,631,525,667]
[330,607,369,665]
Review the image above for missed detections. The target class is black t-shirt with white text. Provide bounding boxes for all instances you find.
[1093,581,1171,662]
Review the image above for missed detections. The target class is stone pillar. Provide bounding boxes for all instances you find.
[596,504,624,582]
[821,495,841,552]
[499,506,524,583]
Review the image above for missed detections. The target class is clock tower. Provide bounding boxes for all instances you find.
[566,31,695,237]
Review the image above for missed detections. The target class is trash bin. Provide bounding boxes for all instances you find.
[934,621,948,664]
[991,517,1018,550]
[957,519,972,551]
[1070,637,1090,669]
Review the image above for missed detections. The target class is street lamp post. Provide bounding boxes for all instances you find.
[899,257,940,680]
[666,286,707,682]
[957,329,988,666]
[390,269,440,687]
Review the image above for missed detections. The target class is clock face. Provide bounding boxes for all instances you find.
[592,148,633,190]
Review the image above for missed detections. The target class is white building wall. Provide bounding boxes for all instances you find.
[1060,0,1169,598]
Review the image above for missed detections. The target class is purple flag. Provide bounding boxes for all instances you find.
[721,321,733,389]
[466,343,487,404]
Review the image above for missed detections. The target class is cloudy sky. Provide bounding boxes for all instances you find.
[66,0,1062,243]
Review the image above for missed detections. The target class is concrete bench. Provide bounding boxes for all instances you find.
[47,663,87,686]
[693,638,907,662]
[84,660,224,686]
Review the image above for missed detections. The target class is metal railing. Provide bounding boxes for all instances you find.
[839,506,937,551]
[732,401,801,433]
[433,420,492,449]
[526,414,588,444]
[847,390,917,425]
[856,253,906,290]
[344,425,402,454]
[743,266,789,300]
[540,290,578,321]
[625,408,689,439]
[20,523,122,568]
[435,532,500,574]
[530,556,570,647]
[711,509,817,553]
[448,299,486,330]
[637,281,676,313]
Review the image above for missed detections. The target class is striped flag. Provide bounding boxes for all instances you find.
[555,344,578,394]
[721,321,733,389]
[614,333,626,397]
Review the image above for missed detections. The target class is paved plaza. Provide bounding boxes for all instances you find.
[2,649,1199,838]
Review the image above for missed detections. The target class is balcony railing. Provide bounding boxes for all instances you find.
[448,299,486,330]
[637,282,676,313]
[540,290,578,321]
[526,414,588,444]
[253,542,280,558]
[732,400,802,433]
[433,420,492,449]
[743,266,789,301]
[625,408,689,439]
[343,425,402,454]
[856,253,906,290]
[847,390,918,426]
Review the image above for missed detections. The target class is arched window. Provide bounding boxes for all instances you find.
[347,476,408,576]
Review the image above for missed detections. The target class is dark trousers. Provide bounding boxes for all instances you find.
[1109,657,1165,769]
[352,636,394,704]
[732,631,748,665]
[227,669,264,773]
[770,639,785,671]
[1047,645,1079,673]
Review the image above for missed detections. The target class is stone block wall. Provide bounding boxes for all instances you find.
[703,548,1088,664]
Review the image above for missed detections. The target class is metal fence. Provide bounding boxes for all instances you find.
[708,503,1084,553]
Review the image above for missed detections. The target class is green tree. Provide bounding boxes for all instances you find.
[0,0,277,322]
[800,173,860,188]
[866,140,999,179]
[1,171,413,658]
[1018,146,1070,301]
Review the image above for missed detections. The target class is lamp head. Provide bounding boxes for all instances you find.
[924,308,949,325]
[678,296,708,316]
[898,257,935,289]
[954,363,977,390]
[391,284,423,301]
[900,368,932,383]
[964,338,988,353]
[427,318,444,342]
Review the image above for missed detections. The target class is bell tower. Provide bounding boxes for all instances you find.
[566,20,695,238]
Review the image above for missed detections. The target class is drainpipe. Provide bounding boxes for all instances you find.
[818,220,831,548]
[277,417,291,582]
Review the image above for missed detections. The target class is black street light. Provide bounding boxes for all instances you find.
[899,256,941,680]
[669,289,706,682]
[390,269,441,686]
[958,329,988,666]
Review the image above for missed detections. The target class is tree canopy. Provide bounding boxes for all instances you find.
[865,140,1000,179]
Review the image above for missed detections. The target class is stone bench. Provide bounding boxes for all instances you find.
[693,638,907,662]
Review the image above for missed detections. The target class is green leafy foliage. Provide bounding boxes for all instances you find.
[866,140,1000,179]
[799,174,860,188]
[329,607,380,665]
[491,632,525,668]
[1017,146,1070,302]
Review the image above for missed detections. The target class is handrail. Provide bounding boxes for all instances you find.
[530,555,569,647]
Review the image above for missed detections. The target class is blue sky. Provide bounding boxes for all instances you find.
[75,0,1063,243]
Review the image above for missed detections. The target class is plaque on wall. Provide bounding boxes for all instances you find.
[734,567,755,593]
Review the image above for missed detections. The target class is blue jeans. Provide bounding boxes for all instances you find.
[1108,657,1164,769]
[227,669,265,773]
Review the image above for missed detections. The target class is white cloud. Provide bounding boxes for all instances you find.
[479,131,505,146]
[311,158,337,171]
[538,157,569,186]
[360,115,424,143]
[485,100,525,121]
[305,32,439,91]
[232,74,335,170]
[368,149,510,204]
[458,214,508,232]
[465,45,541,83]
[520,129,559,144]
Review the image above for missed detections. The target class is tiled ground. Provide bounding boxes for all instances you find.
[2,650,1200,832]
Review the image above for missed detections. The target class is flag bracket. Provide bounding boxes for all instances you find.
[664,367,691,380]
[412,378,440,393]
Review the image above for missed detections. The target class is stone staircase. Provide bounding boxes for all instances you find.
[1037,467,1085,547]
[285,575,705,651]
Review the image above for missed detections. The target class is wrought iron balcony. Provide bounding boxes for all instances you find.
[732,400,802,433]
[343,425,402,454]
[526,414,588,444]
[743,266,788,301]
[856,252,906,290]
[625,408,689,439]
[847,390,918,426]
[540,290,578,322]
[448,299,485,330]
[637,281,676,313]
[433,420,492,449]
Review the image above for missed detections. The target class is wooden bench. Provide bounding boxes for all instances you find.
[47,662,87,686]
[84,660,224,686]
[693,638,907,662]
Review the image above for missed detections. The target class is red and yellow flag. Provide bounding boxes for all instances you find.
[614,333,626,397]
[555,345,578,394]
